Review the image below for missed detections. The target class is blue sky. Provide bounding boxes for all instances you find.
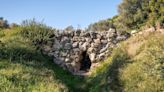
[0,0,122,29]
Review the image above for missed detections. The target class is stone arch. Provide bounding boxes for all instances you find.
[79,51,91,72]
[50,29,129,75]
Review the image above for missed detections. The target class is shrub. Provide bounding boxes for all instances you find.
[20,19,55,48]
[0,17,9,29]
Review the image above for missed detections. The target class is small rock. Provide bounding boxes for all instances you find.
[61,52,67,57]
[96,34,102,39]
[54,58,63,65]
[101,40,108,44]
[88,47,96,54]
[72,42,79,48]
[116,35,127,41]
[98,53,105,60]
[106,28,116,38]
[100,47,107,53]
[90,32,97,39]
[65,58,70,62]
[91,42,99,48]
[158,29,164,34]
[144,27,155,32]
[53,53,58,58]
[107,76,113,84]
[61,36,71,43]
[72,37,79,42]
[94,39,101,44]
[85,38,92,43]
[64,43,72,50]
[131,30,137,34]
[53,39,61,50]
[80,42,90,51]
[89,53,96,62]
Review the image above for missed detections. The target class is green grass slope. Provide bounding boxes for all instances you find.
[0,26,164,92]
[0,28,87,92]
[89,32,164,92]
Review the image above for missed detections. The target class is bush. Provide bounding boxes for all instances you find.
[20,19,55,48]
[0,17,9,29]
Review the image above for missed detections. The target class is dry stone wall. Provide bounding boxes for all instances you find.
[45,29,129,74]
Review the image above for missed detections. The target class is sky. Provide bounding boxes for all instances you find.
[0,0,122,29]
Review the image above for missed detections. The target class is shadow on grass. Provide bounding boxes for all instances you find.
[86,48,130,92]
[105,48,130,91]
[0,43,130,92]
[0,46,87,92]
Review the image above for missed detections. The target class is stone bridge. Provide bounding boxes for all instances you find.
[44,29,129,75]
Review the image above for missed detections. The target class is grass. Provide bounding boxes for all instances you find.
[88,32,164,92]
[0,25,108,92]
[0,23,164,92]
[120,33,164,92]
[0,28,85,92]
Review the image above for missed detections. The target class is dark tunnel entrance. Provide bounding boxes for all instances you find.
[80,51,91,72]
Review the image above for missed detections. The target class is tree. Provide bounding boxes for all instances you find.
[117,0,164,31]
[148,0,164,28]
[87,18,115,31]
[0,17,9,29]
[117,0,145,30]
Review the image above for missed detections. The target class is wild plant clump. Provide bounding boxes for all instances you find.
[20,19,55,48]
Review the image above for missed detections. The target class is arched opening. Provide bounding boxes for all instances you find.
[80,51,91,72]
